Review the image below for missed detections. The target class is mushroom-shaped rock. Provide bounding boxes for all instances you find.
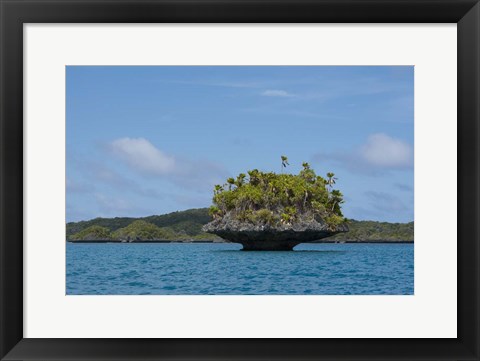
[203,214,348,251]
[204,157,349,251]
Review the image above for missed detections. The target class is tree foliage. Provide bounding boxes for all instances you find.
[70,225,113,240]
[112,220,176,241]
[66,208,210,238]
[66,208,413,242]
[330,220,414,242]
[209,158,346,229]
[68,216,220,242]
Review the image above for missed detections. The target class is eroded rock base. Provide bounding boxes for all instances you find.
[239,240,301,251]
[202,216,349,251]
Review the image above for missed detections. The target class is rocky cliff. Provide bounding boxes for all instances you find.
[203,213,348,251]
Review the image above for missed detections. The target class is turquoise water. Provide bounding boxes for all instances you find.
[66,243,414,295]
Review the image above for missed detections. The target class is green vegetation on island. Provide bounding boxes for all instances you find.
[112,220,177,241]
[70,225,113,241]
[67,209,219,242]
[209,157,346,230]
[67,207,413,243]
[66,159,412,243]
[330,220,414,242]
[66,208,210,239]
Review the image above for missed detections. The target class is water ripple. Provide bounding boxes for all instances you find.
[66,243,414,295]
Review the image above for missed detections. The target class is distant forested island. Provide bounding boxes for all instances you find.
[66,208,413,243]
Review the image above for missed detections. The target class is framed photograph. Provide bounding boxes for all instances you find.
[1,0,478,360]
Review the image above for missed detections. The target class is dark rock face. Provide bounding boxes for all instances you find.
[202,215,348,251]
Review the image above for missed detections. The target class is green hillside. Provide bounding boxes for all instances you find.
[112,220,177,241]
[70,225,113,241]
[330,220,414,242]
[66,208,210,239]
[67,208,413,242]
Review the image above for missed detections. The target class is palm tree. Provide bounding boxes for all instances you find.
[248,169,260,186]
[330,190,344,212]
[235,173,246,187]
[226,177,235,190]
[326,172,337,190]
[281,155,289,173]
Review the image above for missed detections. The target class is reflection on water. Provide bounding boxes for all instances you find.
[214,250,348,254]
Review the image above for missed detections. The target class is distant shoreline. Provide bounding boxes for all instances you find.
[67,207,414,244]
[67,239,413,244]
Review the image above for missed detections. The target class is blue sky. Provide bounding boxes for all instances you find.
[66,66,414,223]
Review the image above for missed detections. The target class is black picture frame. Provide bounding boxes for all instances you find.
[1,0,479,360]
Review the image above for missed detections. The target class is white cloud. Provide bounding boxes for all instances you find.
[314,133,413,174]
[261,89,294,97]
[109,138,175,175]
[360,133,412,168]
[71,157,164,198]
[108,137,228,190]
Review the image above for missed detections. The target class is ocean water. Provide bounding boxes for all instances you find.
[66,243,414,295]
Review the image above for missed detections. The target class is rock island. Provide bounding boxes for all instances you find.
[203,157,348,250]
